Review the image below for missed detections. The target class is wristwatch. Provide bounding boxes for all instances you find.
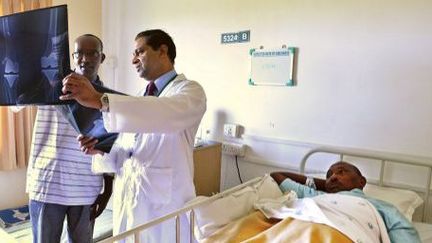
[100,93,110,112]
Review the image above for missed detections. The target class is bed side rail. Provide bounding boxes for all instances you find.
[99,177,263,243]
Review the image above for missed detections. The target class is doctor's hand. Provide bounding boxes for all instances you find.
[60,73,103,109]
[77,134,104,155]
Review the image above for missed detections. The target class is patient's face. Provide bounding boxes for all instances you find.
[325,162,366,193]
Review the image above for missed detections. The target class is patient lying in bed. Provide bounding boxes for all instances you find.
[203,162,420,243]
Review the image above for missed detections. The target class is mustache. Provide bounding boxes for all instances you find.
[79,65,94,69]
[327,180,343,188]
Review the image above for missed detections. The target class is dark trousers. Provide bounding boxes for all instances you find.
[29,200,94,243]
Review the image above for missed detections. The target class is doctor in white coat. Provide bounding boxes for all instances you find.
[60,29,206,242]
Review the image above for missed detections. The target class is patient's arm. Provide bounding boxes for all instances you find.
[270,171,327,191]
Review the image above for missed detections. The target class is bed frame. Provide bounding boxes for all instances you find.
[99,146,432,243]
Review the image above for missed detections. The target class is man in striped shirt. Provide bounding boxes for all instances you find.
[26,34,112,243]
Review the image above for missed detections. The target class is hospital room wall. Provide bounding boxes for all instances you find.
[0,0,102,210]
[100,0,432,188]
[52,0,102,70]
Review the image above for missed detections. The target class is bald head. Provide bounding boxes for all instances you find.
[325,161,367,193]
[72,34,105,81]
[75,34,103,52]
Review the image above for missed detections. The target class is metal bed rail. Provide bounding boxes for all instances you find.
[99,177,262,243]
[300,146,432,222]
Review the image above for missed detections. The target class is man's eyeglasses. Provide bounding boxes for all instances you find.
[72,50,101,59]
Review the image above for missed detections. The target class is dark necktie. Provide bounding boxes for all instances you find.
[146,81,157,96]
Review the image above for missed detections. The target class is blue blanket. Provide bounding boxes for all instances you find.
[0,205,30,229]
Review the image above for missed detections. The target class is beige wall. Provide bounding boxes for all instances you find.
[0,168,27,209]
[102,0,432,157]
[53,0,102,64]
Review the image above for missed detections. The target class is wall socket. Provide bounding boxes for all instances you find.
[222,142,246,157]
[223,123,240,138]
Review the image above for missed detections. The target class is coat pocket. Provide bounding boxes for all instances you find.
[142,167,174,205]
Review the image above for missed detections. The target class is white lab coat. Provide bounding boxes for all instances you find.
[93,74,206,242]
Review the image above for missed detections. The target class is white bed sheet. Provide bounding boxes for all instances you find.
[414,222,432,243]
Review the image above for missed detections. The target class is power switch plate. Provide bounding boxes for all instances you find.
[223,123,239,138]
[222,142,246,157]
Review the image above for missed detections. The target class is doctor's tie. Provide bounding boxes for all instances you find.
[145,81,157,96]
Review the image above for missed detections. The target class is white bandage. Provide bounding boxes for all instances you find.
[305,177,317,189]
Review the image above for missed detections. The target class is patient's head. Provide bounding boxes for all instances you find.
[325,161,366,193]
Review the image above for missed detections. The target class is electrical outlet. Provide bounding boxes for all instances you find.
[222,142,246,157]
[223,124,239,138]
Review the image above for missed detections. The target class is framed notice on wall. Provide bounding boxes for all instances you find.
[249,47,296,86]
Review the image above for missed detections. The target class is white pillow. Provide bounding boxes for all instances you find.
[255,174,284,199]
[190,186,257,240]
[189,174,282,240]
[363,184,423,221]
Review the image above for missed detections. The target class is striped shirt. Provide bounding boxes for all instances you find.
[26,106,103,205]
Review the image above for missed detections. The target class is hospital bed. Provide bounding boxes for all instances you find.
[98,145,432,242]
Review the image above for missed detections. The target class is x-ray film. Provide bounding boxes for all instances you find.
[0,5,125,153]
[57,84,126,153]
[0,5,70,105]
